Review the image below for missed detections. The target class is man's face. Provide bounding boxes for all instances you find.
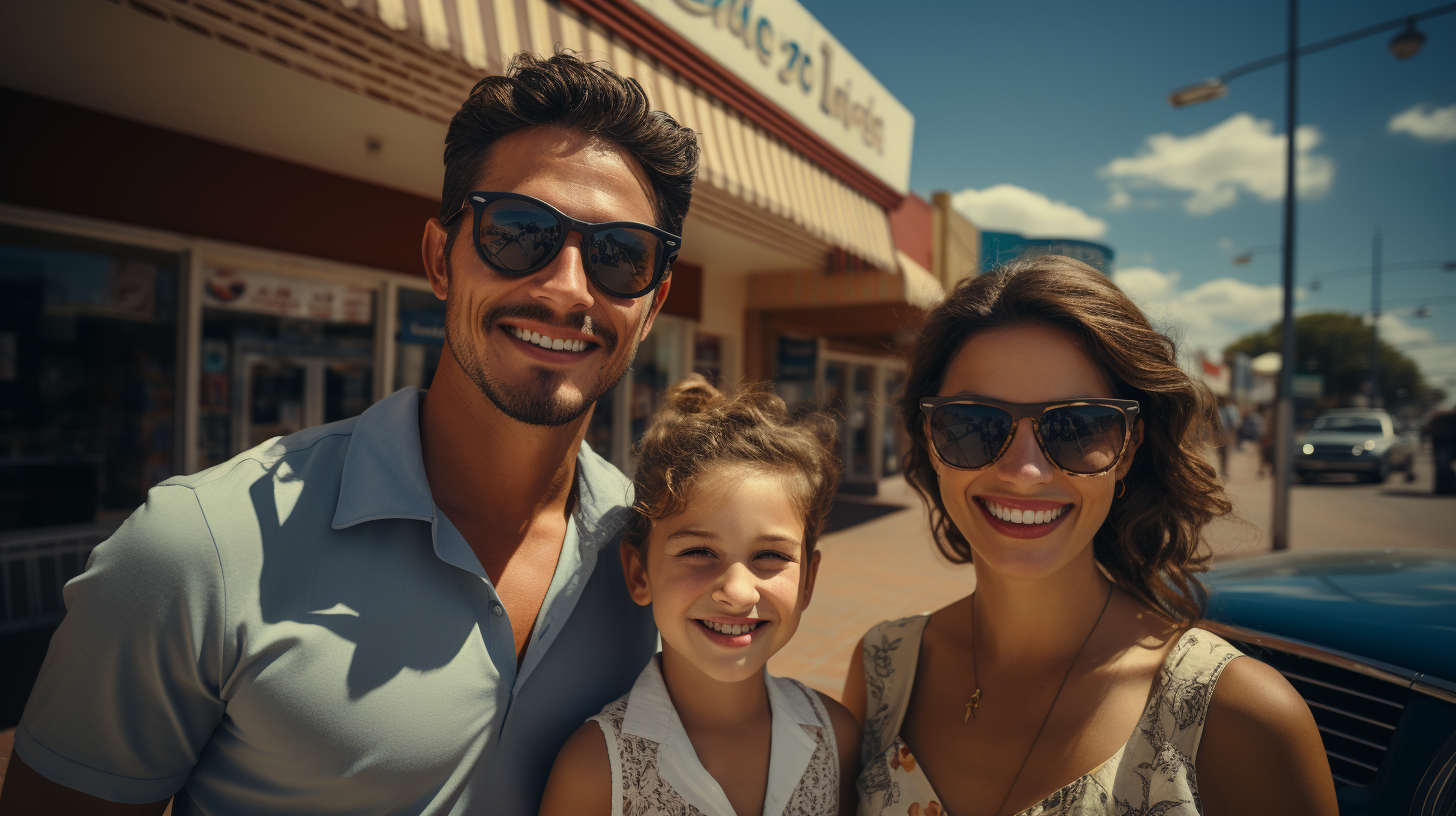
[435,126,669,426]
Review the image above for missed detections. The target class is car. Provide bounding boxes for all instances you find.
[1201,549,1456,816]
[1296,409,1418,483]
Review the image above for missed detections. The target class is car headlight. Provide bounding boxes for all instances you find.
[1363,439,1377,450]
[1352,445,1364,456]
[1302,443,1314,455]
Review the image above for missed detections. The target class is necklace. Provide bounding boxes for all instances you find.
[967,584,1114,816]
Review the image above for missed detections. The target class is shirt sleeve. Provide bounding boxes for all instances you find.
[15,481,230,804]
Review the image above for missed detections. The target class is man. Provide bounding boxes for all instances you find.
[0,52,698,814]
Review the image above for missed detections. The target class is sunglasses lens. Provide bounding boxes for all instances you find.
[930,403,1014,469]
[587,227,663,296]
[1038,405,1127,474]
[479,199,562,273]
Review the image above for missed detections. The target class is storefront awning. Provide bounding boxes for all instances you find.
[332,0,899,271]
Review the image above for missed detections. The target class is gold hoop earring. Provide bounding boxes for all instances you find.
[1115,480,1126,499]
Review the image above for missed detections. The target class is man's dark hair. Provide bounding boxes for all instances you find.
[441,50,699,237]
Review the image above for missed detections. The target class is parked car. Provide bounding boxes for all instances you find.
[1296,409,1418,483]
[1202,549,1456,816]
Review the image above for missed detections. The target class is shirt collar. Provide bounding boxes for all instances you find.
[621,655,826,816]
[332,387,434,529]
[331,387,635,542]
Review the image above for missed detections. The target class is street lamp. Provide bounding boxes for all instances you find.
[1167,0,1454,551]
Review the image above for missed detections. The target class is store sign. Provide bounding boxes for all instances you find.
[399,310,447,345]
[629,0,914,193]
[1292,374,1324,399]
[203,266,373,324]
[778,335,817,381]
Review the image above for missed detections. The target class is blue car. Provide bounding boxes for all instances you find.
[1201,549,1456,815]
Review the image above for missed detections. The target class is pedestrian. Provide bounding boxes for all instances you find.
[539,375,859,815]
[1257,403,1276,479]
[842,256,1337,816]
[1215,395,1241,480]
[0,51,698,814]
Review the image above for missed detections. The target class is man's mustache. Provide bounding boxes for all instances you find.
[483,303,618,353]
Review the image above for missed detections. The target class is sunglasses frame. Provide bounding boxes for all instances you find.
[919,396,1141,477]
[442,191,681,299]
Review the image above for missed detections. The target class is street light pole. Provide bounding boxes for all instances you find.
[1370,227,1383,408]
[1271,0,1298,552]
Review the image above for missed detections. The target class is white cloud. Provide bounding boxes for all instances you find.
[950,184,1107,239]
[1113,266,1288,355]
[1388,103,1456,143]
[1375,313,1434,345]
[1100,113,1335,215]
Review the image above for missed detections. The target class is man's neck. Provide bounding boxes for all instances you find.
[419,349,588,540]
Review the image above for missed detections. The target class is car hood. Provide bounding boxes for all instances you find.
[1203,549,1456,682]
[1298,431,1388,447]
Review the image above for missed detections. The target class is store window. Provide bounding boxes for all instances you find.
[0,224,180,532]
[395,286,446,391]
[197,265,375,470]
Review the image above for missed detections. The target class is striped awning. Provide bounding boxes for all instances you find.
[335,0,899,272]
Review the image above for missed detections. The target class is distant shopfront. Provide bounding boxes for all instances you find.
[1,0,928,627]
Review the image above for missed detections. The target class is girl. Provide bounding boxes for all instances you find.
[843,256,1336,816]
[540,375,861,816]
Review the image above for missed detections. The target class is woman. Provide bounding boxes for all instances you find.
[842,257,1335,815]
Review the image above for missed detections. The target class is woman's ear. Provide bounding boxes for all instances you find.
[1116,420,1145,481]
[620,541,652,607]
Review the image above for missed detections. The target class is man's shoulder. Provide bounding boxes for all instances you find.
[165,418,361,493]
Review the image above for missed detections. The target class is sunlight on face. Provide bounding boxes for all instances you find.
[626,465,820,684]
[932,322,1138,583]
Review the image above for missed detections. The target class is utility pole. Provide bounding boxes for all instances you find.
[1271,0,1298,552]
[1369,227,1383,408]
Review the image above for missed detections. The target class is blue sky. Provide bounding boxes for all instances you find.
[801,0,1456,404]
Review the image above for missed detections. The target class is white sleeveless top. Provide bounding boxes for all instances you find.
[857,617,1244,816]
[590,654,839,816]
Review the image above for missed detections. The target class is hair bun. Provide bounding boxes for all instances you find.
[662,372,722,414]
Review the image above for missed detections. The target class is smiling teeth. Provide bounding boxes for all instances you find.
[702,620,760,636]
[511,326,589,352]
[983,499,1068,525]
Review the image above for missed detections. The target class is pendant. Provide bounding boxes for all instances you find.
[964,688,982,722]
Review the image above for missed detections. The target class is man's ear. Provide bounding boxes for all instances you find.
[638,273,672,342]
[801,548,822,608]
[620,541,652,607]
[422,217,451,300]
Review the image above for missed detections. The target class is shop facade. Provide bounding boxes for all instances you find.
[1,0,931,630]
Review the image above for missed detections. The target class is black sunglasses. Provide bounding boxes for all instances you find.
[442,192,680,299]
[920,397,1141,476]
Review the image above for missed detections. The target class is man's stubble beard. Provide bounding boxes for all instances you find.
[443,283,649,428]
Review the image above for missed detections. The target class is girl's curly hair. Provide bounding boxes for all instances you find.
[624,375,840,556]
[898,255,1231,625]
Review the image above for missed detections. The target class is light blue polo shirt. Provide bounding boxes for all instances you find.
[15,387,657,814]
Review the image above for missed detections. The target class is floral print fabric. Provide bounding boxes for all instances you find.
[856,617,1243,816]
[591,672,839,816]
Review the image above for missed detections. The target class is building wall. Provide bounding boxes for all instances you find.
[931,191,980,287]
[1,88,438,278]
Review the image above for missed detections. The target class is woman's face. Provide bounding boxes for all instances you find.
[930,322,1139,582]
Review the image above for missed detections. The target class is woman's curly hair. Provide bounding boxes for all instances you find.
[897,255,1231,625]
[624,375,840,556]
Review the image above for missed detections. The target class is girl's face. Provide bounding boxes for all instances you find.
[930,322,1140,582]
[622,464,821,684]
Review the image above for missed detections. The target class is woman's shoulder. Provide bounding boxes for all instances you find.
[1191,633,1338,812]
[861,612,932,646]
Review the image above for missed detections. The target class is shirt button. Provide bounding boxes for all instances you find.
[491,602,504,617]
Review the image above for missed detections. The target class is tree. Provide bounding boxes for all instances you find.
[1224,312,1445,413]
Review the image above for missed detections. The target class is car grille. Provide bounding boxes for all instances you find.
[1307,444,1359,459]
[1228,638,1408,788]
